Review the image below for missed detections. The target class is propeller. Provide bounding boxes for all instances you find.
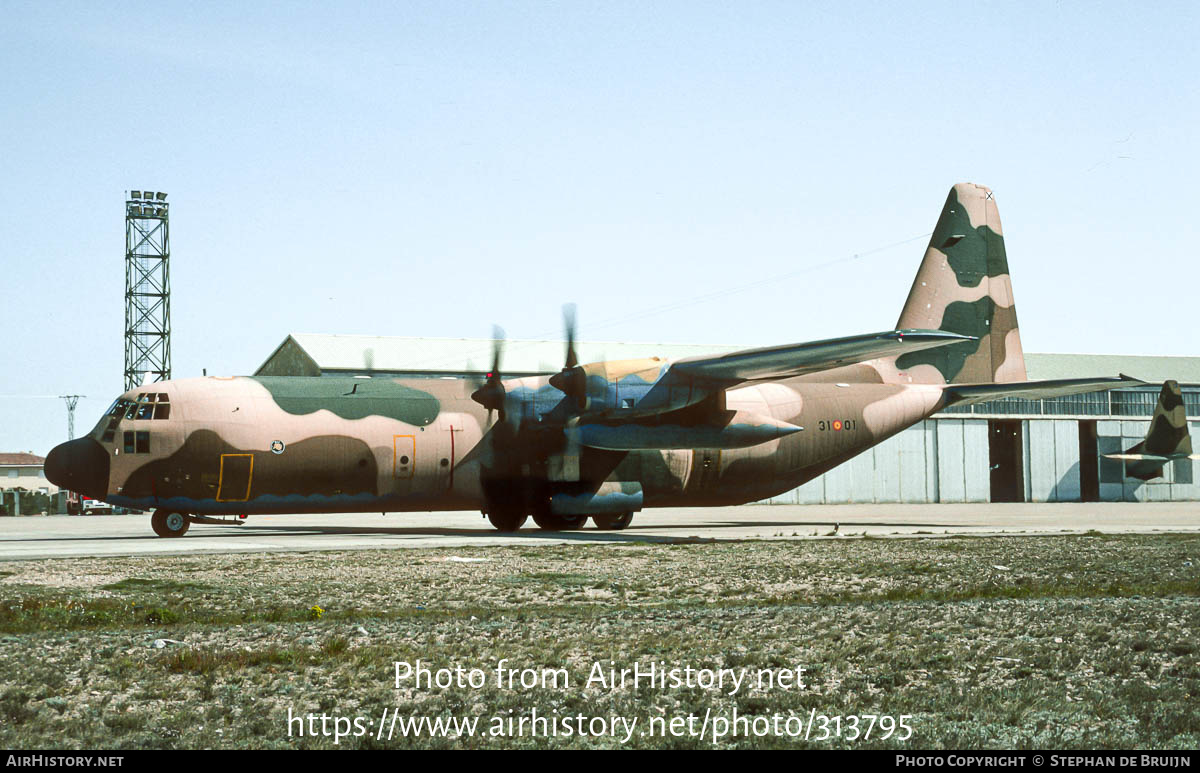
[470,326,508,423]
[563,302,578,369]
[549,303,588,411]
[548,304,587,480]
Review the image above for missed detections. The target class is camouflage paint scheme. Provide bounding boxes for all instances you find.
[43,183,1145,532]
[1105,380,1198,481]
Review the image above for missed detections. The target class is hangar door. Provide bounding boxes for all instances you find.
[1078,421,1100,502]
[988,420,1024,503]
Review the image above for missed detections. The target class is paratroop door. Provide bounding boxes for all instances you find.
[216,453,253,502]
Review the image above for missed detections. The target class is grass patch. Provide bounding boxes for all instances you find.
[99,578,215,593]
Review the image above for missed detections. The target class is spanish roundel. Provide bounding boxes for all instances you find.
[832,420,843,431]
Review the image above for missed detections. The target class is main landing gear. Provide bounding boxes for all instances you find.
[530,511,588,531]
[591,512,634,531]
[486,508,528,532]
[483,507,634,532]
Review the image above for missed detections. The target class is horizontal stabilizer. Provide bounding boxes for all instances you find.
[943,375,1145,406]
[1103,453,1170,462]
[1103,453,1200,462]
[670,329,973,384]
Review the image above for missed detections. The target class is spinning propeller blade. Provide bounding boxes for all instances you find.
[470,326,508,423]
[549,304,587,411]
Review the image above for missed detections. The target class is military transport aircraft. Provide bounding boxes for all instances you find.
[1104,379,1200,481]
[45,183,1144,537]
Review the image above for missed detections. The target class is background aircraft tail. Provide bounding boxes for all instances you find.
[1103,380,1198,480]
[882,183,1027,385]
[1140,379,1194,458]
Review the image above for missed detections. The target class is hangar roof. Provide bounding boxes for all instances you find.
[255,333,1200,384]
[255,334,723,377]
[1023,353,1200,384]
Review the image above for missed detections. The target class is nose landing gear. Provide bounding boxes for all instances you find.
[151,509,190,538]
[150,510,247,537]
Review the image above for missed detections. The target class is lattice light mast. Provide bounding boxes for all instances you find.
[124,191,171,391]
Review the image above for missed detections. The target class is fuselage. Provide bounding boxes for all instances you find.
[45,373,946,516]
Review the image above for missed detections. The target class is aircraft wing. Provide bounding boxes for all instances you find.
[669,329,974,384]
[942,375,1146,406]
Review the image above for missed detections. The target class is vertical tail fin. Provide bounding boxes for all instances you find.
[1140,380,1193,457]
[1106,380,1195,481]
[887,183,1026,385]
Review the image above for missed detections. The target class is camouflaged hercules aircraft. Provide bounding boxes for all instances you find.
[1104,380,1200,481]
[45,183,1144,537]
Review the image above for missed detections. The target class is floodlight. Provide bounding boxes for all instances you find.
[131,191,141,199]
[155,192,167,201]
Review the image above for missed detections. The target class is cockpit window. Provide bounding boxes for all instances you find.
[108,399,131,418]
[99,399,131,442]
[99,394,171,443]
[123,431,151,454]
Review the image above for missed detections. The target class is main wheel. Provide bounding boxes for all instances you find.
[531,511,588,531]
[487,509,528,532]
[151,509,190,538]
[592,512,634,531]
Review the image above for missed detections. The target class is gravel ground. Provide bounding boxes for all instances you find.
[0,533,1197,749]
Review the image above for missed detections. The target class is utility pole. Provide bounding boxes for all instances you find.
[59,395,84,440]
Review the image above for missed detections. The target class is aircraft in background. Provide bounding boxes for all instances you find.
[1104,379,1199,481]
[45,183,1144,537]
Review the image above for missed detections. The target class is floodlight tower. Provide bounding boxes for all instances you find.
[124,190,171,391]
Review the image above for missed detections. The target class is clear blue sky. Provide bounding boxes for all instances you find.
[2,1,1197,455]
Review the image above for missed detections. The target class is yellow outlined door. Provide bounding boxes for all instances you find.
[393,435,415,479]
[216,453,253,502]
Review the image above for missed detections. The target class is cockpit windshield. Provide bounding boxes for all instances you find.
[95,392,172,443]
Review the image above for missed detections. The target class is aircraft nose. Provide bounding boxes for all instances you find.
[44,438,110,499]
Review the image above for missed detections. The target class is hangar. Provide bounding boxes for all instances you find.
[256,334,1200,504]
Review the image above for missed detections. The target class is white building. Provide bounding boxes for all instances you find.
[0,452,58,516]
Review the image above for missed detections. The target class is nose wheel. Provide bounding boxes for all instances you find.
[151,509,190,538]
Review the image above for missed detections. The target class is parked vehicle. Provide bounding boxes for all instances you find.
[80,497,114,515]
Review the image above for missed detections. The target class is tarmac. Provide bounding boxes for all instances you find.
[0,502,1198,560]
